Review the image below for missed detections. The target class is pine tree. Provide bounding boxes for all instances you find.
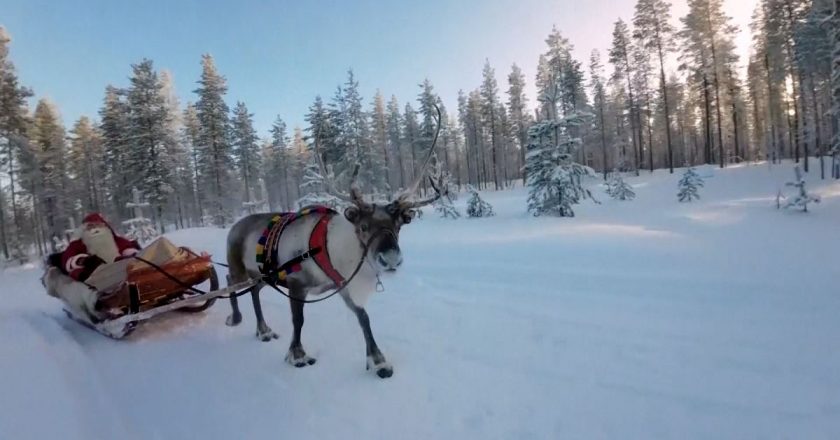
[0,27,33,259]
[67,117,105,213]
[479,62,503,189]
[432,169,460,219]
[403,102,421,185]
[418,78,443,193]
[181,103,204,223]
[634,0,676,173]
[297,153,344,209]
[466,185,495,217]
[371,90,391,190]
[526,114,596,217]
[780,165,820,211]
[507,64,531,181]
[677,167,704,202]
[125,59,174,230]
[158,70,193,229]
[231,102,262,212]
[22,99,69,249]
[590,50,610,179]
[606,172,636,200]
[386,95,405,190]
[609,19,642,175]
[99,85,132,221]
[194,54,233,226]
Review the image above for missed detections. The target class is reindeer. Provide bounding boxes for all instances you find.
[224,110,443,378]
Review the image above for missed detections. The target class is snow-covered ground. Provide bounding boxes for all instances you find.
[2,162,840,439]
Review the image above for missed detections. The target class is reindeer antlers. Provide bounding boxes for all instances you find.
[312,103,444,210]
[398,174,448,209]
[399,104,443,200]
[313,130,367,207]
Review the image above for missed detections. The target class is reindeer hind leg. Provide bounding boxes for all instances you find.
[225,273,243,327]
[251,282,279,341]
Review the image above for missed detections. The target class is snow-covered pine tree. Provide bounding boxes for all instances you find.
[606,172,635,200]
[100,85,132,221]
[781,166,820,212]
[333,70,388,195]
[677,167,703,202]
[386,95,406,191]
[466,185,494,218]
[67,117,105,213]
[124,188,160,245]
[231,102,262,213]
[507,63,532,181]
[431,160,460,219]
[0,27,33,260]
[125,59,174,231]
[158,70,194,229]
[296,153,344,209]
[20,99,69,249]
[263,115,290,211]
[181,103,204,224]
[371,91,391,190]
[194,54,234,226]
[525,113,596,217]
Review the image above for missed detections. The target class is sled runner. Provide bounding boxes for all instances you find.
[44,238,253,339]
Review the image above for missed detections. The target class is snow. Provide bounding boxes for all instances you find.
[3,162,840,439]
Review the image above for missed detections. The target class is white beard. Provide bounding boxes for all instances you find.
[82,226,120,263]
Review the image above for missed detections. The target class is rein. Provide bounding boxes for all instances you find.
[127,221,385,305]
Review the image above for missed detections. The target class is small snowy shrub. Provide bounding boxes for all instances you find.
[677,168,704,202]
[779,166,820,212]
[606,173,635,201]
[466,185,494,218]
[122,217,160,245]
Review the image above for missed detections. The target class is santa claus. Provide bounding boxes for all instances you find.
[61,213,141,282]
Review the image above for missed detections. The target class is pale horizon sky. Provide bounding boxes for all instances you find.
[3,0,756,137]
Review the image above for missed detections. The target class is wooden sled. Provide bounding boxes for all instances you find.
[47,245,255,339]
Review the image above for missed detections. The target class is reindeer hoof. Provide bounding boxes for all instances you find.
[376,365,393,378]
[285,351,317,368]
[225,313,242,327]
[256,330,279,342]
[367,357,393,379]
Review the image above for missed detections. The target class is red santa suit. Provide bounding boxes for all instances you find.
[61,213,141,282]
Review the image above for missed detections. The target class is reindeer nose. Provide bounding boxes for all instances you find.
[376,251,402,272]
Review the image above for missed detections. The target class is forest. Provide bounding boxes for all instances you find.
[0,0,838,261]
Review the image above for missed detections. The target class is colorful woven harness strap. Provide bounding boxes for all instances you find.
[256,206,343,288]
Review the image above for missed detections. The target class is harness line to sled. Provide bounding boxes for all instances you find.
[128,222,385,305]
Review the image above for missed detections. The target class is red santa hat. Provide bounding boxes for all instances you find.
[82,213,108,226]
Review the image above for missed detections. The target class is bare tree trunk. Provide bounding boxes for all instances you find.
[811,74,825,179]
[765,53,779,163]
[798,73,809,172]
[599,94,608,179]
[622,56,641,176]
[656,41,674,173]
[703,74,714,164]
[0,188,9,259]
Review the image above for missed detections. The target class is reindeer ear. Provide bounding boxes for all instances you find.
[344,206,361,223]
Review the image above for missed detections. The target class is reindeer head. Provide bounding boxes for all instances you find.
[316,106,445,272]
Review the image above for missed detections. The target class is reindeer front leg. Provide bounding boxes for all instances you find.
[341,293,392,378]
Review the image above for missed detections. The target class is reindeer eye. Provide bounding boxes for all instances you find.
[360,223,370,232]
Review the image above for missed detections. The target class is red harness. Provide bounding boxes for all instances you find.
[308,213,346,287]
[257,207,346,289]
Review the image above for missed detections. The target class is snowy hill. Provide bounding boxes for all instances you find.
[2,163,840,439]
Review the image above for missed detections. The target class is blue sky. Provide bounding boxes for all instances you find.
[3,0,755,136]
